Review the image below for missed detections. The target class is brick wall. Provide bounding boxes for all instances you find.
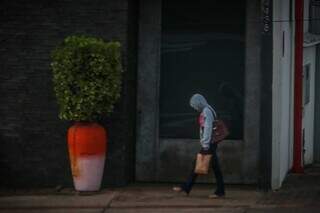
[0,0,137,188]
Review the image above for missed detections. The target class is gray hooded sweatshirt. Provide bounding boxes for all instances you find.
[190,94,217,150]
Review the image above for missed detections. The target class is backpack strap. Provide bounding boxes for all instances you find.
[208,106,217,120]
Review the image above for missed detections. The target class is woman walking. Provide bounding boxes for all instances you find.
[173,94,225,198]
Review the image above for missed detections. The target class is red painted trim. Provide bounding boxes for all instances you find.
[293,0,304,173]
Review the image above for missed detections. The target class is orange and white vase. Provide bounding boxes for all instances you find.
[68,122,107,191]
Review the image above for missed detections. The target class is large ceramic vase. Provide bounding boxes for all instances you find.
[68,122,107,191]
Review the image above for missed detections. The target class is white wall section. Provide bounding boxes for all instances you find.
[302,46,316,165]
[272,0,295,189]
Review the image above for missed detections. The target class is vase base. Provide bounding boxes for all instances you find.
[73,154,106,192]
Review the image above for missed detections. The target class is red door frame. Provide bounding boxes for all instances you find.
[293,0,304,173]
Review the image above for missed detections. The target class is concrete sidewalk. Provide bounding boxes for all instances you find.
[0,165,319,212]
[0,186,264,213]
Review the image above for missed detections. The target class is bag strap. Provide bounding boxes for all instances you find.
[208,106,218,120]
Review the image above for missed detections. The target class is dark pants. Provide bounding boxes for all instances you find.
[181,143,225,196]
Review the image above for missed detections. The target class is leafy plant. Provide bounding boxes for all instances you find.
[51,35,122,121]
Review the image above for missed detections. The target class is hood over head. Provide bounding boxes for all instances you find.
[190,94,214,112]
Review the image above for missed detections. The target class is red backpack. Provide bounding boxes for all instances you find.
[213,119,230,143]
[211,107,230,143]
[198,108,230,143]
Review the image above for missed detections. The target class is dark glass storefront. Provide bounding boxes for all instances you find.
[160,0,246,139]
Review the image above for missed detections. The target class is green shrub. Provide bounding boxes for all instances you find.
[51,35,122,121]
